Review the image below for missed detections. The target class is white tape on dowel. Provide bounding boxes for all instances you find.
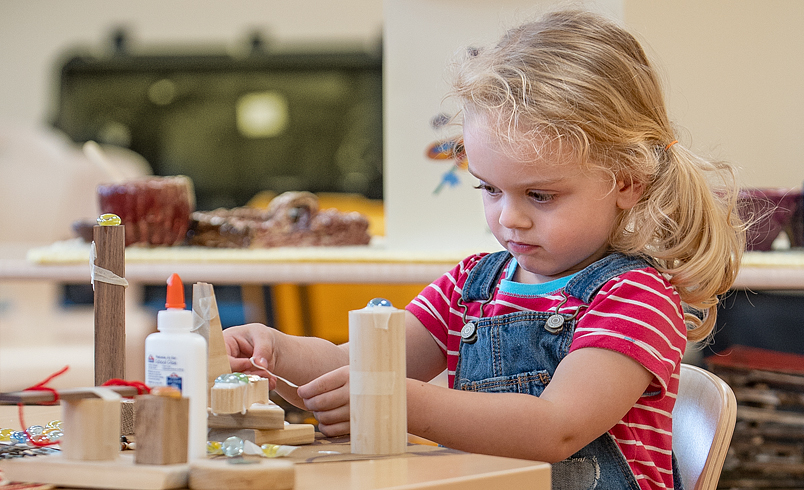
[370,310,394,330]
[89,241,129,290]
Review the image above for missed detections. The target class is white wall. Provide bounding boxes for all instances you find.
[625,1,804,190]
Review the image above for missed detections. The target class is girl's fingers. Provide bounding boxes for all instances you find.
[316,420,350,437]
[297,365,349,400]
[311,404,350,426]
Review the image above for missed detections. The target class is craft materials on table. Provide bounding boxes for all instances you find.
[348,298,407,455]
[0,268,318,489]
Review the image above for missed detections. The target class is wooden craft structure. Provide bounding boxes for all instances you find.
[198,281,314,446]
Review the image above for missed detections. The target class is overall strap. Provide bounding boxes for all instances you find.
[461,251,512,302]
[565,253,652,303]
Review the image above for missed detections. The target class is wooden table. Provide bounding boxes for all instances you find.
[1,406,551,490]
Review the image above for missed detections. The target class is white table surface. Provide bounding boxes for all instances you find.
[3,241,804,289]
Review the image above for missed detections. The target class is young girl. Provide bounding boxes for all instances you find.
[224,9,744,489]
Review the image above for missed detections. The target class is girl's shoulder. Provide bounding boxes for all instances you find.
[451,252,500,278]
[607,265,675,292]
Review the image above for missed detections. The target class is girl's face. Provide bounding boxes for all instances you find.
[463,117,642,284]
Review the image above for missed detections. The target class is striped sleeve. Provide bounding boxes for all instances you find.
[569,268,687,398]
[406,254,486,355]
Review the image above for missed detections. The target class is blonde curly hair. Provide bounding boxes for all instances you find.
[450,9,745,342]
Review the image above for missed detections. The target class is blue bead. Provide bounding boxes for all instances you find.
[367,298,392,308]
[11,431,29,444]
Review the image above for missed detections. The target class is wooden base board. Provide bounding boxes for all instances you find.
[0,453,188,490]
[208,423,316,446]
[188,458,294,490]
[207,403,284,430]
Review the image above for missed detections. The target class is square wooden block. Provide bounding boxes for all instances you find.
[135,394,189,465]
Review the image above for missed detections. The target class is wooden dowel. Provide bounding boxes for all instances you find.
[0,385,139,404]
[93,224,126,385]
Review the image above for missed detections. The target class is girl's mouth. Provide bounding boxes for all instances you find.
[507,241,538,254]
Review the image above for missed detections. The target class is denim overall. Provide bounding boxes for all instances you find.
[453,251,684,490]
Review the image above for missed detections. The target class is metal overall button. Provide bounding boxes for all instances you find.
[544,289,587,335]
[545,314,565,334]
[460,322,478,344]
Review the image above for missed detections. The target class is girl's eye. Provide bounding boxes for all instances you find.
[528,191,554,203]
[473,183,500,195]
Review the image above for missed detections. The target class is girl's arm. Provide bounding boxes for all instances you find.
[224,323,349,406]
[406,344,653,463]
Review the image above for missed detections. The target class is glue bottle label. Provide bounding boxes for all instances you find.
[145,351,189,394]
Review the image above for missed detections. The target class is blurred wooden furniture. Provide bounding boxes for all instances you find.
[705,346,804,489]
[673,364,737,490]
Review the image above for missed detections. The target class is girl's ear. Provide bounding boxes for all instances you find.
[616,178,644,210]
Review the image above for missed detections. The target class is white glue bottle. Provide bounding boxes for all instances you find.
[145,273,208,461]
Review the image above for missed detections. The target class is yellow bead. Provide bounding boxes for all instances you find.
[261,444,279,457]
[206,441,223,455]
[0,428,13,442]
[97,213,122,226]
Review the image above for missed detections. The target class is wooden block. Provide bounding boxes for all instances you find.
[247,377,271,405]
[121,398,135,436]
[0,453,188,490]
[349,306,407,455]
[192,282,232,391]
[93,224,126,386]
[207,424,316,446]
[209,383,248,415]
[60,395,121,461]
[208,403,285,430]
[0,385,138,404]
[135,395,189,465]
[253,424,315,446]
[188,458,294,490]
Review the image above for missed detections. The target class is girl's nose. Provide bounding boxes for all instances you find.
[498,198,531,229]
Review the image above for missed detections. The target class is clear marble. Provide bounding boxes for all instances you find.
[221,436,244,457]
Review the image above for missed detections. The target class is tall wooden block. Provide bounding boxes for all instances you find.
[349,304,407,455]
[93,224,126,386]
[135,394,190,465]
[60,395,121,461]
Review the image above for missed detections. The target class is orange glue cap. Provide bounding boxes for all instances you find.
[165,273,185,309]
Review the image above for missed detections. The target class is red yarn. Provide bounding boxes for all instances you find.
[15,367,151,448]
[101,378,151,396]
[17,365,69,447]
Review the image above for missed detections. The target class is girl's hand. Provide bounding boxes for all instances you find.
[297,365,351,437]
[223,323,278,381]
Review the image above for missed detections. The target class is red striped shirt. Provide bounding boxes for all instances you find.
[406,253,686,490]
